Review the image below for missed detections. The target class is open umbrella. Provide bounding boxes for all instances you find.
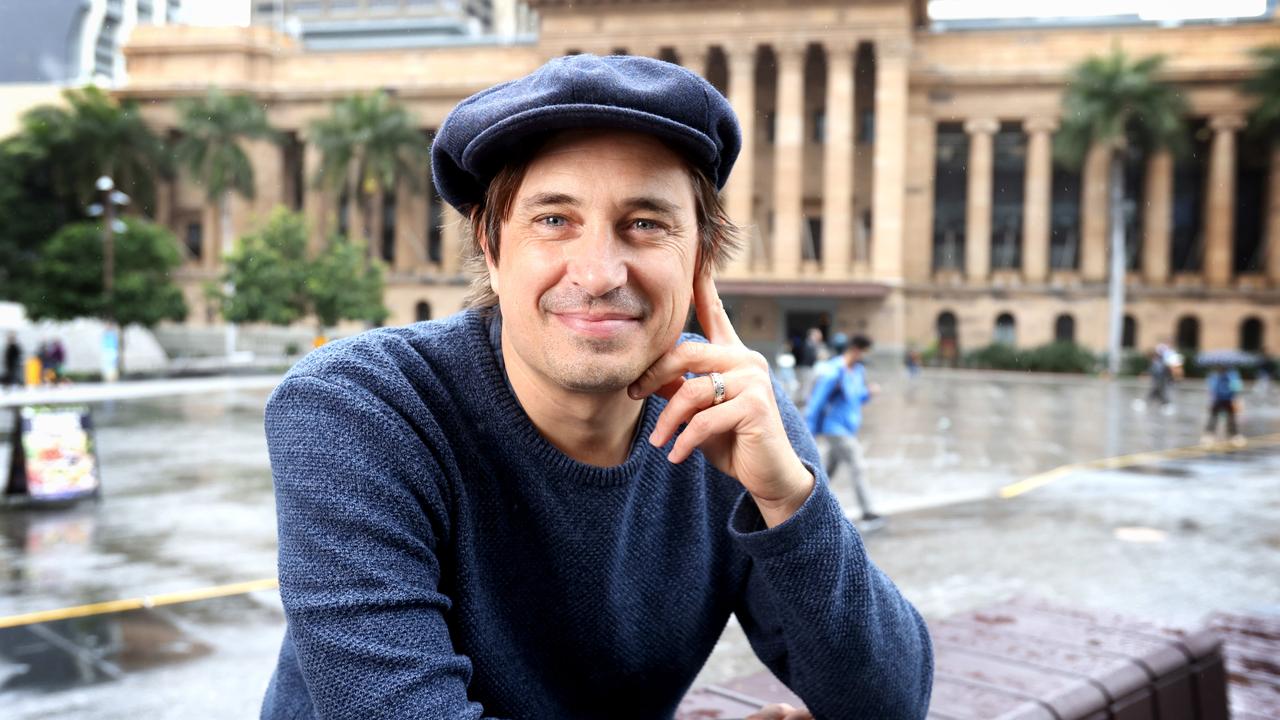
[1195,349,1261,368]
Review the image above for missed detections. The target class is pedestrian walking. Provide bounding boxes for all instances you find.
[794,327,827,405]
[1203,365,1245,446]
[2,332,21,390]
[804,334,881,524]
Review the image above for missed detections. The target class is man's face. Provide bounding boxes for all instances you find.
[488,129,700,394]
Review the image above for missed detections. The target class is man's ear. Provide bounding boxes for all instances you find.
[474,208,500,295]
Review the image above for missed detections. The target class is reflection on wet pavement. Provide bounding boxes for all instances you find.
[0,373,1278,716]
[1,608,212,691]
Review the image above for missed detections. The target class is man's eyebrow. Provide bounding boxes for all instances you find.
[620,196,682,218]
[519,192,579,211]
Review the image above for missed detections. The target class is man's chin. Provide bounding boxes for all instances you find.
[544,353,647,395]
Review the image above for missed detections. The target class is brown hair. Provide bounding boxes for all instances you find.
[459,140,742,309]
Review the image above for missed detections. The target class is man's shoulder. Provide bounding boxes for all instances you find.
[279,309,484,397]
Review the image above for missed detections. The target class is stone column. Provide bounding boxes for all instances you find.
[871,39,910,280]
[1080,142,1110,282]
[1142,149,1173,286]
[1021,117,1056,283]
[202,204,220,271]
[302,139,329,256]
[441,204,465,275]
[821,41,856,278]
[963,118,998,283]
[1204,114,1245,287]
[724,45,757,276]
[771,41,806,278]
[1267,143,1280,284]
[395,169,426,274]
[679,45,711,78]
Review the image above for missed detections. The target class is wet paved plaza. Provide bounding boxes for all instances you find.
[2,370,1279,717]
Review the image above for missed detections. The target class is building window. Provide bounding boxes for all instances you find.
[1172,120,1210,272]
[937,311,958,341]
[415,301,432,323]
[184,221,203,261]
[992,122,1026,270]
[1122,314,1137,349]
[803,217,822,263]
[1054,314,1075,343]
[994,313,1016,346]
[932,122,968,271]
[1176,315,1200,351]
[1050,161,1082,270]
[1122,139,1146,272]
[1235,129,1268,273]
[381,187,397,264]
[763,112,775,145]
[812,110,825,144]
[858,110,874,144]
[1240,316,1264,352]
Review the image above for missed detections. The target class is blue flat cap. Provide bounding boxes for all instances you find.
[431,53,741,212]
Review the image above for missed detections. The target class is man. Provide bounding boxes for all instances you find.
[1203,364,1245,446]
[262,54,931,720]
[804,334,880,524]
[2,332,21,389]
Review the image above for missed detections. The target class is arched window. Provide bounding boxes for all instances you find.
[415,301,432,323]
[1176,315,1200,351]
[1054,313,1075,343]
[1122,315,1137,349]
[936,311,958,341]
[1240,316,1264,352]
[993,313,1016,346]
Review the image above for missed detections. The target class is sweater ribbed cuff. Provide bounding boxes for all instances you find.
[727,462,844,559]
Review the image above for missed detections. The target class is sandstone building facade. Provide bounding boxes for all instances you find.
[119,0,1280,358]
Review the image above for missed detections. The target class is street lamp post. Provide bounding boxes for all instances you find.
[87,175,129,381]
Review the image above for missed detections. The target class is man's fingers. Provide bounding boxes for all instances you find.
[694,271,742,347]
[628,341,766,400]
[745,703,804,720]
[666,400,743,463]
[649,368,755,449]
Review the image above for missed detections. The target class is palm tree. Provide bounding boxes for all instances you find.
[1056,48,1187,375]
[13,85,169,212]
[174,89,279,356]
[1243,45,1280,274]
[175,89,279,266]
[309,91,427,259]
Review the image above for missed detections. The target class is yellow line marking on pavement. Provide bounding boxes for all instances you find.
[0,577,279,630]
[999,432,1280,500]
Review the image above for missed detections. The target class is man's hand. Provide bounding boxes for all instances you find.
[746,703,813,720]
[628,272,814,528]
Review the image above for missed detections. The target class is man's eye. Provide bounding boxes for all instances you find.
[631,219,663,232]
[538,215,567,227]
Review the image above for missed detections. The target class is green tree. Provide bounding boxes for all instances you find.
[10,86,169,211]
[27,219,187,375]
[310,91,426,257]
[1244,45,1280,137]
[174,89,279,266]
[1056,48,1187,375]
[1,87,169,300]
[308,235,390,333]
[214,208,388,338]
[216,207,311,326]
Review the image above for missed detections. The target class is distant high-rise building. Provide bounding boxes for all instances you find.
[250,0,537,48]
[0,0,184,86]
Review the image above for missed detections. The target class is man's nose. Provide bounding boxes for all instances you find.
[564,223,628,297]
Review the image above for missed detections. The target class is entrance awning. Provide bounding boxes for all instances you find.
[716,279,891,299]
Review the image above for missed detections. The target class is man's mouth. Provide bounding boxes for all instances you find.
[552,311,641,339]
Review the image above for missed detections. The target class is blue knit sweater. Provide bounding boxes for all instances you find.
[261,309,933,719]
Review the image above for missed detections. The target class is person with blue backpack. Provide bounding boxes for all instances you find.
[1203,364,1245,445]
[804,333,881,524]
